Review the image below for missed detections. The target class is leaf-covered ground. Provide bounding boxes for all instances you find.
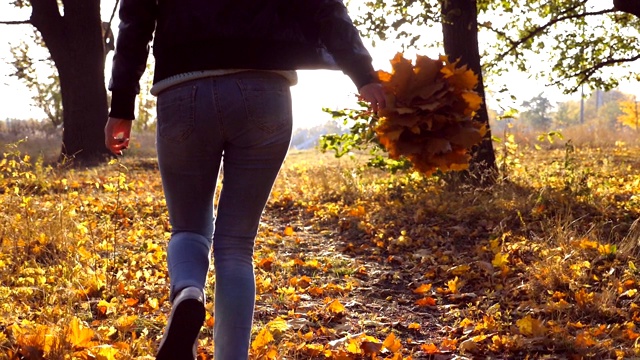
[1,143,639,359]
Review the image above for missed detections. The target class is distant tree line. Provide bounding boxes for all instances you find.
[0,118,61,140]
[290,121,345,150]
[489,89,638,135]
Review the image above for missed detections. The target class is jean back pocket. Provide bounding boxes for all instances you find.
[157,84,198,142]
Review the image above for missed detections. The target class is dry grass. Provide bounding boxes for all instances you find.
[1,131,640,359]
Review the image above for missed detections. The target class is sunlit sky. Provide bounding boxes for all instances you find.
[1,2,639,129]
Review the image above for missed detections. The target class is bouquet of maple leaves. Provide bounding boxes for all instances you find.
[374,53,486,175]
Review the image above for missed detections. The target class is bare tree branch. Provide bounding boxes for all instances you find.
[0,20,31,24]
[497,7,617,60]
[103,0,120,56]
[480,23,516,48]
[552,53,640,92]
[108,0,120,29]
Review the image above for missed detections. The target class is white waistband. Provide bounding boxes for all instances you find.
[150,69,298,96]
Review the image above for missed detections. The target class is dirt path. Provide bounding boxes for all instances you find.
[252,204,469,359]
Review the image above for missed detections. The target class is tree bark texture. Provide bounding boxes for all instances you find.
[30,0,111,165]
[614,0,640,17]
[441,0,497,185]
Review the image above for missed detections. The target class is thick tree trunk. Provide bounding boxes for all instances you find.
[30,0,111,166]
[57,46,110,165]
[441,0,497,186]
[614,0,640,17]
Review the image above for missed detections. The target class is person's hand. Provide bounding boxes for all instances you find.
[104,117,132,155]
[358,82,387,113]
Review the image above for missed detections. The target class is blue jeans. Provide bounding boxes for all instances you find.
[156,71,292,360]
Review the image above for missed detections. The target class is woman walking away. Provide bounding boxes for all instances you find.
[104,0,385,359]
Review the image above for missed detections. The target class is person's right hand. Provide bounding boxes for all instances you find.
[359,83,387,113]
[104,117,133,156]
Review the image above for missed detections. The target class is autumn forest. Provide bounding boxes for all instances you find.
[1,0,640,359]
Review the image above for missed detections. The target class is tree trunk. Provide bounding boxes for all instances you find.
[30,0,111,166]
[614,0,640,17]
[441,0,497,186]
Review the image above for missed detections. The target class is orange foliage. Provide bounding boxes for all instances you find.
[375,53,486,175]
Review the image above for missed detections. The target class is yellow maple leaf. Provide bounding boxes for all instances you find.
[346,339,361,354]
[447,277,461,293]
[472,334,488,342]
[267,318,290,334]
[261,346,278,360]
[597,243,617,256]
[251,328,274,350]
[77,246,92,259]
[146,297,159,310]
[491,252,509,268]
[67,317,95,349]
[93,345,119,360]
[303,343,324,356]
[574,237,598,250]
[448,264,471,276]
[516,315,546,337]
[621,289,638,298]
[15,324,55,354]
[115,314,137,331]
[305,259,321,268]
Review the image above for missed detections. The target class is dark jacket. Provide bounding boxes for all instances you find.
[109,0,377,119]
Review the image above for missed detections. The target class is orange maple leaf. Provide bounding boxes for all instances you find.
[326,299,346,314]
[283,226,294,236]
[421,343,440,354]
[413,283,433,294]
[383,332,403,353]
[415,297,437,307]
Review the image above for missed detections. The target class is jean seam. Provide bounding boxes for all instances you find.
[212,77,225,141]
